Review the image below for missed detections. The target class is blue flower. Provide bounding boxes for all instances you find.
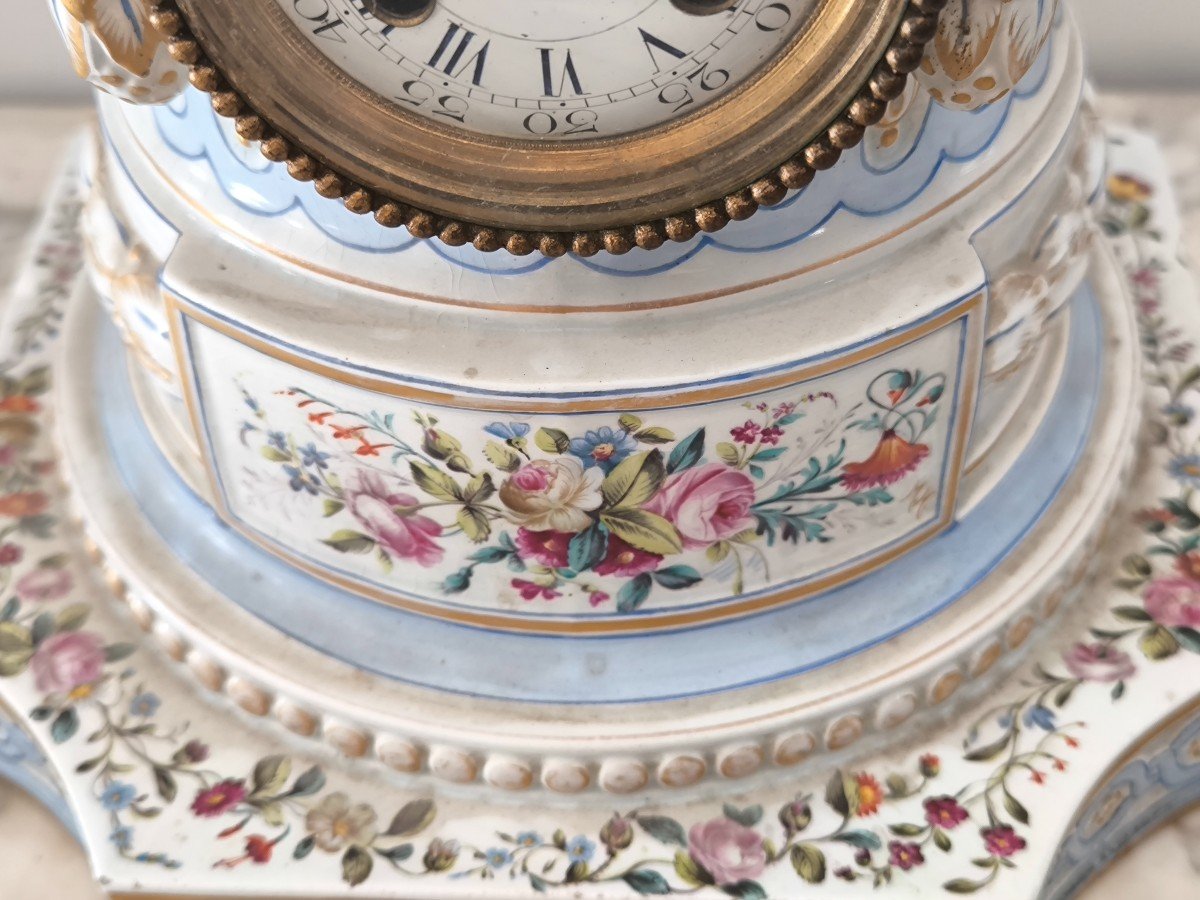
[1023,705,1057,732]
[484,422,530,440]
[110,825,134,852]
[484,847,512,868]
[283,465,318,495]
[569,426,638,472]
[129,692,160,718]
[100,781,138,811]
[514,831,542,848]
[299,442,330,470]
[1169,454,1200,489]
[565,835,596,863]
[267,430,287,453]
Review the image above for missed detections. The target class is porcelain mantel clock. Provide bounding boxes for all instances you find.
[3,0,1196,896]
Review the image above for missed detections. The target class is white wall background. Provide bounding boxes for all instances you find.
[1,1,1198,103]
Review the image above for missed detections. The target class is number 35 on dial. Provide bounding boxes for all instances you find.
[282,0,815,139]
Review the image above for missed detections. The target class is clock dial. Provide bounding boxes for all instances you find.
[280,0,818,139]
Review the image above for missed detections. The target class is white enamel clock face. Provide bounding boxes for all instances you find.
[280,0,819,140]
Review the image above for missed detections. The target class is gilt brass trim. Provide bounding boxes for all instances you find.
[148,0,948,256]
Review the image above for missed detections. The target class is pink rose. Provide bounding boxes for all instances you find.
[1142,577,1200,628]
[344,470,444,568]
[1063,642,1135,683]
[15,566,73,603]
[30,631,106,694]
[687,818,766,886]
[514,528,572,569]
[646,464,755,549]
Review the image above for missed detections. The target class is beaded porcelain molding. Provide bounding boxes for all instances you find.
[146,0,949,258]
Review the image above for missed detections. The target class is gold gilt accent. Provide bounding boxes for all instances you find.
[146,0,950,256]
[60,0,162,78]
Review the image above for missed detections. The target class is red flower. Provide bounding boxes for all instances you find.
[514,528,572,569]
[244,835,273,864]
[191,780,247,817]
[854,773,884,817]
[331,424,367,440]
[919,754,941,777]
[594,535,661,577]
[307,411,334,425]
[1065,737,1080,749]
[758,426,784,446]
[588,591,610,608]
[730,421,762,445]
[888,841,924,870]
[981,825,1026,857]
[841,431,929,492]
[923,796,968,829]
[772,403,796,419]
[0,396,39,413]
[511,579,560,602]
[1030,770,1046,785]
[1053,759,1067,772]
[1176,552,1200,581]
[0,543,22,565]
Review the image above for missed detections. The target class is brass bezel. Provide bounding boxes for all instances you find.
[150,0,946,255]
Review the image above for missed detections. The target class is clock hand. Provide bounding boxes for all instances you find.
[367,0,436,28]
[671,0,738,14]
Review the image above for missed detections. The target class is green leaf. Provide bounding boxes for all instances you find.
[1140,625,1181,660]
[601,508,682,556]
[723,882,766,900]
[484,440,521,473]
[1003,790,1029,825]
[674,850,713,887]
[0,650,32,676]
[322,499,345,518]
[824,769,850,816]
[888,823,924,837]
[635,426,676,445]
[653,565,702,590]
[716,442,740,465]
[55,604,90,632]
[1175,627,1200,654]
[321,530,377,554]
[463,472,495,504]
[833,830,882,851]
[944,877,988,893]
[104,643,136,663]
[637,814,687,847]
[791,843,826,883]
[0,597,17,621]
[601,450,666,509]
[1122,554,1152,577]
[535,428,571,454]
[618,415,644,433]
[456,507,491,544]
[933,828,952,852]
[251,755,291,797]
[341,845,373,887]
[1112,605,1152,623]
[294,835,315,860]
[290,766,326,797]
[375,843,413,863]
[408,461,463,502]
[529,873,549,893]
[667,428,706,473]
[885,773,909,797]
[0,622,32,654]
[622,870,671,895]
[722,804,763,827]
[617,573,654,613]
[964,732,1012,762]
[154,766,177,803]
[30,613,54,647]
[386,799,436,836]
[260,446,291,463]
[568,523,608,573]
[50,708,78,744]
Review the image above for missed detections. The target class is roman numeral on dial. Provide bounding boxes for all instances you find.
[540,48,584,97]
[639,29,687,72]
[427,22,490,86]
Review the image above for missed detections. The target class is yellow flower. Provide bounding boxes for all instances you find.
[1107,173,1152,204]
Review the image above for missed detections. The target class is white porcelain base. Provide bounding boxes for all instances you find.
[0,130,1196,899]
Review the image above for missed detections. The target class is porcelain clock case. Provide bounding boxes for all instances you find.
[57,1,1136,796]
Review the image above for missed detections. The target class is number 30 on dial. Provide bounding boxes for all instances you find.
[282,0,815,139]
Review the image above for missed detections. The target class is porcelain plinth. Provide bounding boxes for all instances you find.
[0,128,1194,898]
